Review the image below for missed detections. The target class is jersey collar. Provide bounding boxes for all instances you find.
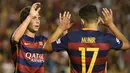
[23,35,36,42]
[82,28,98,31]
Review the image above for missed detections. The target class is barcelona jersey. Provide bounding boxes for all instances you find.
[10,35,47,73]
[52,28,123,73]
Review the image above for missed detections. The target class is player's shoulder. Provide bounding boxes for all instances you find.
[35,35,48,41]
[67,30,83,36]
[94,30,113,37]
[98,32,116,42]
[65,30,81,38]
[102,32,115,37]
[67,30,106,35]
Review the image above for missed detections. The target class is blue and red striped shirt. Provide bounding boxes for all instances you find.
[52,28,123,73]
[10,35,47,73]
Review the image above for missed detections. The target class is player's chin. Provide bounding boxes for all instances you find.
[32,28,39,32]
[34,29,39,32]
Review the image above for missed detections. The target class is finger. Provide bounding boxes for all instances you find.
[67,20,70,25]
[34,2,41,6]
[66,12,71,22]
[110,9,113,15]
[37,7,41,12]
[68,14,71,19]
[67,14,71,23]
[63,11,67,24]
[102,10,106,17]
[63,11,66,17]
[103,8,109,16]
[59,13,62,19]
[59,13,62,22]
[106,8,113,19]
[103,8,110,17]
[70,23,74,27]
[32,2,41,9]
[105,8,112,18]
[99,17,104,24]
[103,8,107,13]
[103,8,110,15]
[32,5,37,10]
[102,8,106,15]
[65,12,69,21]
[66,12,70,18]
[68,23,74,28]
[63,30,68,35]
[102,11,108,20]
[66,14,71,24]
[105,8,110,14]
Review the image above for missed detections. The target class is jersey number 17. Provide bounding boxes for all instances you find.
[79,47,99,73]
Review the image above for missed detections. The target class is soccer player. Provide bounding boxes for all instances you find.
[44,5,130,73]
[10,2,71,73]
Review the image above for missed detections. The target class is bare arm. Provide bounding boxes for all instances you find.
[11,2,41,43]
[101,8,130,50]
[43,12,72,52]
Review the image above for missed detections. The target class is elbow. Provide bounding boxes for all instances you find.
[43,46,53,53]
[43,42,53,53]
[126,41,130,49]
[122,42,130,50]
[127,43,130,49]
[11,35,19,43]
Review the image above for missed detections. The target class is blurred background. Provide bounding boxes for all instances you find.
[0,0,130,73]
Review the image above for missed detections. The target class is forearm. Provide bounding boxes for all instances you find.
[109,24,130,50]
[12,15,32,42]
[108,23,129,43]
[101,8,130,50]
[43,11,71,52]
[43,27,64,52]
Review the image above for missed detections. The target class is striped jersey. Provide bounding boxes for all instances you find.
[52,28,123,73]
[10,35,47,73]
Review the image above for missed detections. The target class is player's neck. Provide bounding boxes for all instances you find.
[25,30,36,38]
[83,23,98,29]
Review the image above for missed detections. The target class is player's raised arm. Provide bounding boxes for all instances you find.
[101,8,130,50]
[11,2,41,43]
[43,11,72,52]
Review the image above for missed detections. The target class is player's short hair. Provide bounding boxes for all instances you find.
[79,4,99,22]
[20,6,31,23]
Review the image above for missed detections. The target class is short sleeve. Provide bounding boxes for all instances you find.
[10,33,19,53]
[42,36,48,41]
[41,36,47,43]
[106,33,123,50]
[10,33,17,47]
[52,34,69,52]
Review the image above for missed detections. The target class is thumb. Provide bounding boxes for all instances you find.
[68,23,74,28]
[99,17,104,24]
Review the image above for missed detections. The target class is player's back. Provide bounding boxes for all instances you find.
[52,28,122,73]
[67,28,119,73]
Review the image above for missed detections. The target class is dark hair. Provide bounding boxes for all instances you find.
[20,6,31,23]
[79,4,99,22]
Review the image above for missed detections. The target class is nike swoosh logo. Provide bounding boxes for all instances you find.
[24,42,30,45]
